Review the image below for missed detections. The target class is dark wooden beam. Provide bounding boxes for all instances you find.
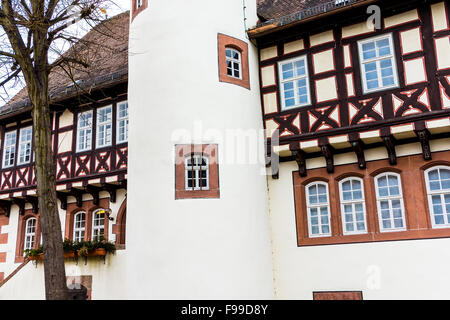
[382,135,397,165]
[85,185,101,206]
[101,183,119,203]
[11,198,25,216]
[68,188,83,208]
[415,129,432,161]
[320,144,334,174]
[289,142,307,177]
[351,140,366,170]
[25,196,39,214]
[292,149,307,177]
[0,200,11,217]
[56,192,68,210]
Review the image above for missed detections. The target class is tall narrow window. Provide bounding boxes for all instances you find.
[358,34,398,93]
[375,172,406,232]
[425,166,450,228]
[136,0,143,9]
[225,48,242,79]
[24,217,36,251]
[117,101,129,144]
[17,126,32,165]
[3,130,16,168]
[92,210,105,241]
[73,212,86,242]
[279,56,311,110]
[339,178,367,235]
[306,182,331,237]
[96,105,112,148]
[77,111,93,152]
[185,155,209,191]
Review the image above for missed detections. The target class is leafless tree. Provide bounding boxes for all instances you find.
[0,0,122,300]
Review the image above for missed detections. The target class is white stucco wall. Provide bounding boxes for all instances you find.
[127,0,274,299]
[268,143,450,299]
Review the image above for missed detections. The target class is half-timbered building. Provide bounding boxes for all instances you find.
[251,0,450,299]
[0,12,129,299]
[0,0,449,300]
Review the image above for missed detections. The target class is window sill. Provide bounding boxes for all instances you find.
[297,228,450,247]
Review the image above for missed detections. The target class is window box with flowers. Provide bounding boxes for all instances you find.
[25,238,116,265]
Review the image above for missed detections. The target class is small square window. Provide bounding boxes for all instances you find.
[175,144,220,199]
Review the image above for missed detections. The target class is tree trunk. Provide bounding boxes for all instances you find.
[29,73,68,300]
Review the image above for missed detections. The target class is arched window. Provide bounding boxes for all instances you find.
[425,166,450,228]
[374,172,406,232]
[305,182,331,237]
[24,217,36,251]
[185,154,209,191]
[339,177,367,235]
[73,212,86,242]
[225,48,242,79]
[92,209,106,241]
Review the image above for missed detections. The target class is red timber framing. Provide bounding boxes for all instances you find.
[0,83,128,217]
[255,0,450,176]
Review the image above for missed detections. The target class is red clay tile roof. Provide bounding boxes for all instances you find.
[0,11,129,117]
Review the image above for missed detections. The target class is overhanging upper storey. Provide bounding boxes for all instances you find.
[251,0,450,175]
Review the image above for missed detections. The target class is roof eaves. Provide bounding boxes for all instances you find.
[250,0,376,39]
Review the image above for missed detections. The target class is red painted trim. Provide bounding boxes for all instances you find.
[260,65,277,89]
[383,9,420,29]
[312,48,336,76]
[309,31,335,47]
[403,56,428,86]
[262,91,280,116]
[345,72,356,98]
[260,46,279,62]
[433,35,450,72]
[314,75,339,104]
[399,26,424,56]
[431,1,450,33]
[343,44,353,69]
[282,39,306,56]
[439,81,450,109]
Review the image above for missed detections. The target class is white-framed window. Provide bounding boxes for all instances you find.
[73,212,86,242]
[225,48,242,79]
[425,166,450,228]
[339,177,367,235]
[278,55,311,110]
[305,181,331,237]
[117,101,129,144]
[2,130,16,168]
[76,111,93,152]
[17,126,32,165]
[136,0,143,9]
[358,33,399,93]
[24,217,37,251]
[185,155,209,191]
[92,209,106,242]
[96,105,112,148]
[374,172,406,232]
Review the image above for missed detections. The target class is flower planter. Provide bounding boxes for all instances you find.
[28,253,44,261]
[77,248,107,258]
[64,252,76,259]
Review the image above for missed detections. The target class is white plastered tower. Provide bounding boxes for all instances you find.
[126,0,274,299]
